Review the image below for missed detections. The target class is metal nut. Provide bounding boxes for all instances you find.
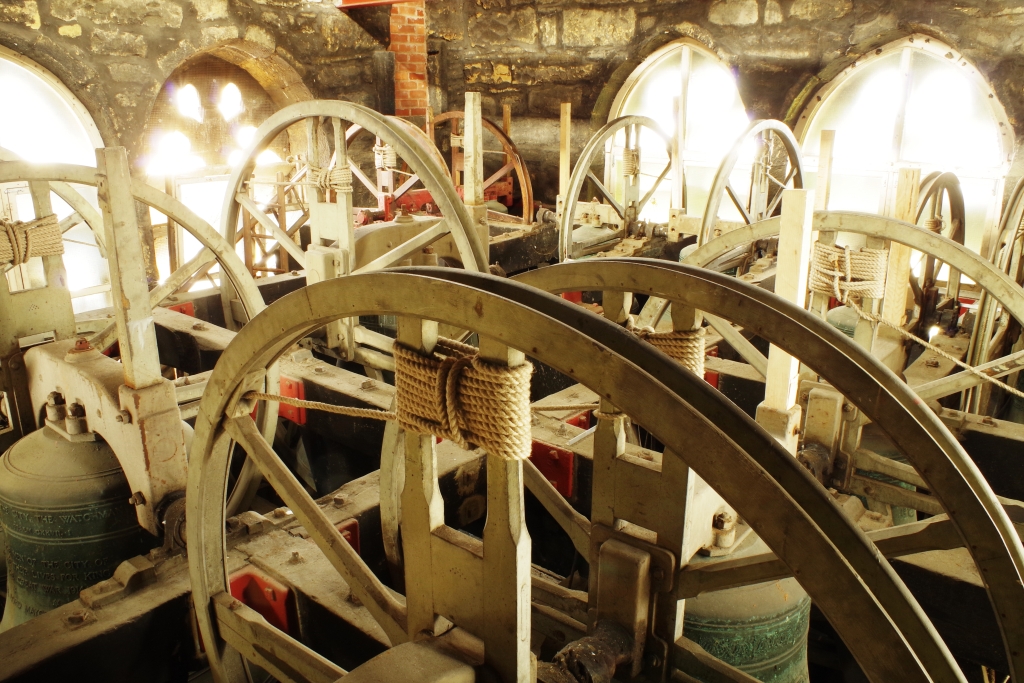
[115,410,132,424]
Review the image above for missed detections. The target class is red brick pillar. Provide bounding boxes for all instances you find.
[389,0,428,117]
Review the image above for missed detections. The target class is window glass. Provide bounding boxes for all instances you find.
[0,54,107,312]
[613,41,749,221]
[799,40,1011,267]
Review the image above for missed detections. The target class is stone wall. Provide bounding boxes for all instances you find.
[0,0,388,167]
[428,0,1024,203]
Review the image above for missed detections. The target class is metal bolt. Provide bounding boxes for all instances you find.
[64,402,87,435]
[73,337,92,352]
[274,508,291,518]
[647,654,662,668]
[799,392,809,403]
[314,365,325,374]
[128,491,146,506]
[115,410,132,424]
[361,379,375,390]
[548,449,559,461]
[290,551,304,564]
[192,322,206,331]
[333,494,346,508]
[842,403,854,413]
[925,358,940,368]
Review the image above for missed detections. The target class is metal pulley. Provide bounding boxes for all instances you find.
[0,426,152,631]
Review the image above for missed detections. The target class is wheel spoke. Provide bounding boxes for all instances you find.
[916,347,1024,400]
[725,182,753,224]
[636,160,672,216]
[59,211,84,234]
[584,171,625,218]
[350,160,382,199]
[213,592,346,683]
[90,246,219,350]
[150,247,216,307]
[236,193,306,267]
[393,173,420,200]
[523,459,590,557]
[224,416,408,643]
[352,218,447,274]
[483,162,515,190]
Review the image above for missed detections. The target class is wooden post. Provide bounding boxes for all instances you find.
[559,103,572,215]
[397,317,443,640]
[881,168,921,326]
[96,147,163,390]
[463,91,489,257]
[756,189,813,453]
[478,337,532,683]
[809,130,836,320]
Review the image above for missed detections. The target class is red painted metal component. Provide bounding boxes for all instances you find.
[561,291,583,304]
[278,376,305,425]
[393,188,438,215]
[167,302,195,317]
[229,570,294,634]
[529,440,574,498]
[336,518,361,555]
[564,410,590,430]
[704,346,720,389]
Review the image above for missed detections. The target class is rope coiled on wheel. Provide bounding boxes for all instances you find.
[809,242,888,301]
[621,149,640,176]
[636,327,706,375]
[810,240,1024,401]
[394,338,534,461]
[374,144,397,170]
[0,214,62,267]
[309,166,353,194]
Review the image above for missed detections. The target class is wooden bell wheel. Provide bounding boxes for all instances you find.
[430,110,535,226]
[698,119,804,247]
[187,268,1023,683]
[558,115,675,261]
[217,100,486,370]
[914,171,968,321]
[0,158,278,517]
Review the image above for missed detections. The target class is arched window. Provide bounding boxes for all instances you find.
[143,54,289,287]
[796,35,1013,257]
[0,46,106,312]
[610,39,749,222]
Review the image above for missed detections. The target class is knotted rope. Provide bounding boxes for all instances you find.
[0,214,62,266]
[246,338,535,461]
[809,242,888,301]
[374,144,397,170]
[308,166,353,194]
[810,241,1024,401]
[635,327,706,375]
[394,338,533,461]
[625,315,705,375]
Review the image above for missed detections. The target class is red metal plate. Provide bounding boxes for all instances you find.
[336,518,360,555]
[167,302,195,317]
[229,570,294,634]
[529,440,574,498]
[279,376,305,425]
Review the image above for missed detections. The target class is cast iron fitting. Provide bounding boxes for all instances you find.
[551,620,633,683]
[64,402,88,435]
[45,392,66,422]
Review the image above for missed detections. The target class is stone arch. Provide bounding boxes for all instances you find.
[159,39,314,154]
[591,31,724,128]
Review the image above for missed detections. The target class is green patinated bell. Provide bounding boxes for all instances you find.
[0,427,152,631]
[684,578,811,683]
